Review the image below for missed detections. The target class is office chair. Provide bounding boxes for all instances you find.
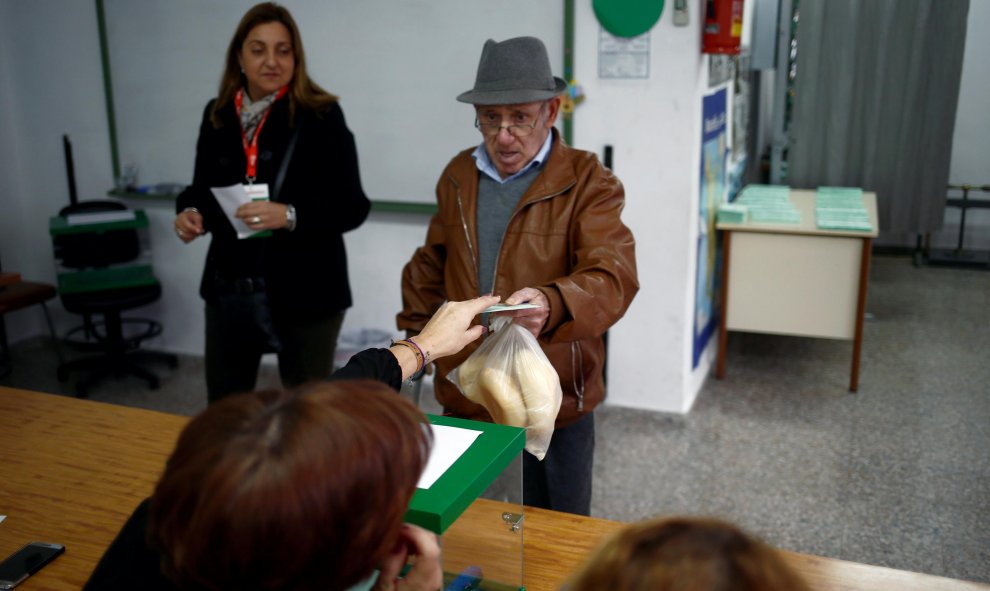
[0,257,62,380]
[53,199,177,397]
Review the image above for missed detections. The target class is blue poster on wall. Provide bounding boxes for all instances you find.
[693,88,727,368]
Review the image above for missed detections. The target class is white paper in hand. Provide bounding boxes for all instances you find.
[210,184,269,239]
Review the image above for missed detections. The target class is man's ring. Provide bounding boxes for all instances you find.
[250,216,261,224]
[176,228,184,238]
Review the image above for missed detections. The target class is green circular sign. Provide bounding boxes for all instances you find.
[593,0,665,38]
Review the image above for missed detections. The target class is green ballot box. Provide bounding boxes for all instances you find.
[407,414,526,591]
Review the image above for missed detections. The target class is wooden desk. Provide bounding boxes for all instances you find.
[716,190,879,391]
[1,387,986,591]
[0,387,185,591]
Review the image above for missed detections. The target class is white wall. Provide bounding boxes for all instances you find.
[0,2,209,356]
[0,1,708,414]
[933,0,990,252]
[2,2,987,414]
[0,4,28,279]
[571,5,706,412]
[0,1,114,340]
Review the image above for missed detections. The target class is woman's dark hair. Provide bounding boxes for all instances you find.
[567,516,811,591]
[149,380,432,591]
[212,2,336,127]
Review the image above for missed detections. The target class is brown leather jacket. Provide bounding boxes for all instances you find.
[398,130,639,428]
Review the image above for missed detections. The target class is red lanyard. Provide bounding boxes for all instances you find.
[235,86,288,182]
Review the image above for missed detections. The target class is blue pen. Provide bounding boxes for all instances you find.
[444,565,483,591]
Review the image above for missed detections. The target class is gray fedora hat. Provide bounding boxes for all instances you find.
[457,36,567,105]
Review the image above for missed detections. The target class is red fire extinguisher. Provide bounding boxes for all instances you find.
[702,0,745,55]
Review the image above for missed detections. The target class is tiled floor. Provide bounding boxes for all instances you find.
[2,255,988,583]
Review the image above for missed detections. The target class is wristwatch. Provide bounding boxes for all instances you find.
[284,204,297,231]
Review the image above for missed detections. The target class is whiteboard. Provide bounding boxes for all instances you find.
[104,0,564,204]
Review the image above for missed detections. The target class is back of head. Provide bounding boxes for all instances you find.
[567,517,811,591]
[150,380,431,591]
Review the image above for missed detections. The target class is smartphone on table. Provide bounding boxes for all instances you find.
[0,542,65,589]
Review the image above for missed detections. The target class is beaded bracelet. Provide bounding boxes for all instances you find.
[391,338,427,374]
[405,337,430,369]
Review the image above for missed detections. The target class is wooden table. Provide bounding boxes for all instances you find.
[716,189,879,391]
[1,386,987,591]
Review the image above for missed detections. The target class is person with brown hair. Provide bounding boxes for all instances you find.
[150,382,436,591]
[83,295,500,591]
[173,2,371,403]
[565,516,811,591]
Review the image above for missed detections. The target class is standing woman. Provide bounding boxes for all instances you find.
[174,3,370,402]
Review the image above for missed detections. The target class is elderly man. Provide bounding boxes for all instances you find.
[398,36,638,515]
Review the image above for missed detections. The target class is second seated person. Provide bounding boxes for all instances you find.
[174,3,370,403]
[397,36,639,516]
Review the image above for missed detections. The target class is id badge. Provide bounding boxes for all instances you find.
[245,183,270,201]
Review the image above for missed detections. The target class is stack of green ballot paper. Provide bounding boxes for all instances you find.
[717,202,748,224]
[734,184,801,224]
[815,187,872,231]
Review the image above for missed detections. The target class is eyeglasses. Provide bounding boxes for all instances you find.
[474,108,546,138]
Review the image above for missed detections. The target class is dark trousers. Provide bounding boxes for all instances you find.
[205,304,345,403]
[523,411,595,516]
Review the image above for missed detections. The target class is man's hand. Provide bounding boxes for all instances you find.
[499,287,549,338]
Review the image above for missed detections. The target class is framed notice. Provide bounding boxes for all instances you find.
[598,29,650,79]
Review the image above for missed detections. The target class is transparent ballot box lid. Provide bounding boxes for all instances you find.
[49,209,156,295]
[407,415,525,591]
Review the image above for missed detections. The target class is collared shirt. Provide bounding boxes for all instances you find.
[471,132,554,184]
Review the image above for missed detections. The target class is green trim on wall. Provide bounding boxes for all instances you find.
[105,190,438,215]
[107,189,177,201]
[563,0,575,146]
[95,0,120,180]
[370,200,437,215]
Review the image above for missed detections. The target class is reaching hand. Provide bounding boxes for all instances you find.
[499,287,549,338]
[374,524,442,591]
[413,294,501,362]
